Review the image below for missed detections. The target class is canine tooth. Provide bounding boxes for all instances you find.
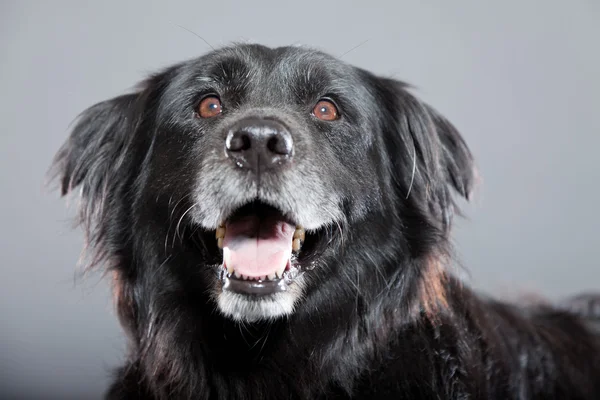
[292,238,302,252]
[217,238,224,249]
[267,273,276,280]
[293,226,305,242]
[226,264,234,275]
[215,226,226,239]
[275,265,285,278]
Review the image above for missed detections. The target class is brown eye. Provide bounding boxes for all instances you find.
[312,99,339,121]
[198,96,222,118]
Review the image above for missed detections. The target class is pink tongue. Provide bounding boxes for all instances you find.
[223,215,294,278]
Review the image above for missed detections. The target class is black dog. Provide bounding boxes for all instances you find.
[52,44,600,399]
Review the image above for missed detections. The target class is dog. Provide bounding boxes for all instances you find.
[52,44,600,399]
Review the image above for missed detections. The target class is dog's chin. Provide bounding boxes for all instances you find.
[216,274,307,322]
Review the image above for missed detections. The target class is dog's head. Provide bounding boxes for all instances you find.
[53,44,476,323]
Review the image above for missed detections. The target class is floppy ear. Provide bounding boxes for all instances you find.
[50,91,146,246]
[377,77,477,230]
[424,103,476,201]
[53,66,179,201]
[49,91,147,270]
[54,93,139,197]
[51,66,178,269]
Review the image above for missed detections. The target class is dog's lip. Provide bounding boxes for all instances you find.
[219,263,303,296]
[219,199,298,228]
[197,196,333,233]
[223,276,288,295]
[196,199,329,296]
[212,200,311,296]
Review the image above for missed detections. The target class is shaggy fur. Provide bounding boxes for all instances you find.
[52,44,600,399]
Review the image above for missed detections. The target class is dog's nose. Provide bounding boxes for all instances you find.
[225,118,294,171]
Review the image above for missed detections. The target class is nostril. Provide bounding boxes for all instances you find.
[227,131,251,152]
[267,134,292,156]
[240,135,251,151]
[267,137,280,154]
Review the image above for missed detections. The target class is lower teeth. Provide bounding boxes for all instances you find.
[217,225,304,281]
[227,272,280,281]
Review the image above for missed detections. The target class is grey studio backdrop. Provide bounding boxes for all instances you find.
[1,1,599,398]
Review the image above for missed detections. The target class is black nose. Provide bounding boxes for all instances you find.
[225,118,294,171]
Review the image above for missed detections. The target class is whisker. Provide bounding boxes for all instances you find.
[174,203,198,247]
[322,201,346,253]
[173,24,215,51]
[338,39,370,59]
[165,193,193,254]
[257,322,272,355]
[405,143,417,199]
[170,193,193,222]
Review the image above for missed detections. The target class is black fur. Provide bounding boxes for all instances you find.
[52,44,600,399]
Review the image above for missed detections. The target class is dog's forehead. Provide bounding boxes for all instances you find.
[193,44,354,85]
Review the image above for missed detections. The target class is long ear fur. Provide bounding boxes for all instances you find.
[50,91,145,270]
[50,66,181,270]
[425,103,476,201]
[54,93,140,214]
[377,77,477,233]
[54,94,139,198]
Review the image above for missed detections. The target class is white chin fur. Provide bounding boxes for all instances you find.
[216,276,305,322]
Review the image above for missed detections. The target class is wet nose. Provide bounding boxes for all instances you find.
[225,118,294,171]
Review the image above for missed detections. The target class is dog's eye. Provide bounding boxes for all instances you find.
[198,96,223,118]
[312,99,339,121]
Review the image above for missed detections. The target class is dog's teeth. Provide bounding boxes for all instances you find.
[215,226,226,239]
[293,226,305,242]
[234,270,241,279]
[267,273,276,280]
[217,238,224,249]
[243,274,249,280]
[226,263,234,275]
[292,226,304,252]
[292,238,302,252]
[275,265,285,278]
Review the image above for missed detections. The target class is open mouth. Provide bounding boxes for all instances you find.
[215,200,314,296]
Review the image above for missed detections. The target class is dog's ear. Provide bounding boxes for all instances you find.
[52,67,178,202]
[50,67,178,268]
[53,93,140,198]
[49,91,146,267]
[423,102,476,201]
[376,77,477,229]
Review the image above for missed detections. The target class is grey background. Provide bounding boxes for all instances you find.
[1,0,599,398]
